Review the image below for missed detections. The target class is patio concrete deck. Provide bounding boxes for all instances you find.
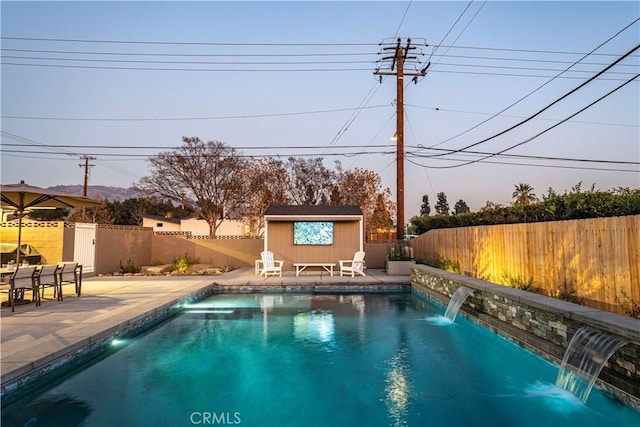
[0,267,409,392]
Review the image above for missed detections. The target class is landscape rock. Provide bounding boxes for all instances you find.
[145,264,172,274]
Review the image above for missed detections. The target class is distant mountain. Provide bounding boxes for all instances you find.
[48,185,141,202]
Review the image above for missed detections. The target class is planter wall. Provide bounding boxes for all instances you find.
[386,260,416,275]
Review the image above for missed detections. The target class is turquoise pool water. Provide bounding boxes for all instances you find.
[2,292,639,426]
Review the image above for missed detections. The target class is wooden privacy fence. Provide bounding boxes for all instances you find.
[411,215,639,314]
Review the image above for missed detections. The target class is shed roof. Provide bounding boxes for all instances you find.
[138,214,183,224]
[264,205,363,221]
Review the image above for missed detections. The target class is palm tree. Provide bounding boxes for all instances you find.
[512,183,538,206]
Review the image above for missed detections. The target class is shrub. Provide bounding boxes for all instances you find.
[425,258,461,274]
[502,273,538,292]
[555,288,584,304]
[410,185,640,234]
[617,290,640,319]
[387,241,413,261]
[119,258,141,274]
[170,252,200,273]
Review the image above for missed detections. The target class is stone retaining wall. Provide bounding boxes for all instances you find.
[410,264,640,410]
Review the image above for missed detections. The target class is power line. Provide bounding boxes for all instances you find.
[1,105,389,121]
[322,83,384,155]
[0,131,79,156]
[0,148,398,158]
[0,36,377,47]
[319,2,421,158]
[405,104,639,127]
[428,1,487,70]
[404,111,437,207]
[1,54,378,66]
[1,47,376,57]
[5,35,639,56]
[5,139,636,165]
[406,145,640,165]
[0,131,142,180]
[420,43,640,158]
[9,56,638,76]
[2,143,640,165]
[392,1,413,38]
[4,129,636,166]
[0,62,375,72]
[426,0,474,64]
[428,53,640,67]
[432,43,640,57]
[3,147,634,173]
[405,156,638,173]
[424,71,640,169]
[3,48,637,66]
[6,36,637,57]
[1,141,399,151]
[346,112,396,170]
[421,17,640,151]
[5,61,634,80]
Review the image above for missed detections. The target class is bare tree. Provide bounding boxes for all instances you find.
[136,137,246,237]
[242,157,291,237]
[68,200,113,224]
[285,157,334,205]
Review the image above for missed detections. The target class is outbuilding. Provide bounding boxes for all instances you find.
[263,205,364,271]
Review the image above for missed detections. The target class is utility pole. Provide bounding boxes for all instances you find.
[79,155,96,197]
[374,38,428,240]
[79,156,96,222]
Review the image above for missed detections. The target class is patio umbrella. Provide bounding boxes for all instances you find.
[0,180,100,264]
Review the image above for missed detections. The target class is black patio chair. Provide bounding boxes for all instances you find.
[36,264,62,302]
[3,266,39,312]
[57,262,81,301]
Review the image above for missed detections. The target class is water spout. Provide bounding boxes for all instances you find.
[556,327,628,403]
[444,286,475,322]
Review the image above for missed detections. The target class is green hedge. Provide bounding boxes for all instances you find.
[411,186,640,234]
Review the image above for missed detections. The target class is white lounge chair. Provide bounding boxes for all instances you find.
[339,251,366,277]
[260,251,283,277]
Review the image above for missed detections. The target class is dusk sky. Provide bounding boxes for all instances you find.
[2,1,638,220]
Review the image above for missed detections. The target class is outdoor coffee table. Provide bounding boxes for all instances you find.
[293,263,336,277]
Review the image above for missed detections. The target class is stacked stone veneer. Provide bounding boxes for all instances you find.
[411,264,640,410]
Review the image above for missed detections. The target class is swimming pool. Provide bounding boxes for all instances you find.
[2,292,639,426]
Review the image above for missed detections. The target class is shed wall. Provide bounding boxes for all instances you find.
[266,221,361,270]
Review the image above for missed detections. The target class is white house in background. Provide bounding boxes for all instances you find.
[139,214,248,237]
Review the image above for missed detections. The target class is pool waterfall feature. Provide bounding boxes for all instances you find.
[440,284,630,404]
[556,327,629,403]
[411,264,640,410]
[444,286,475,322]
